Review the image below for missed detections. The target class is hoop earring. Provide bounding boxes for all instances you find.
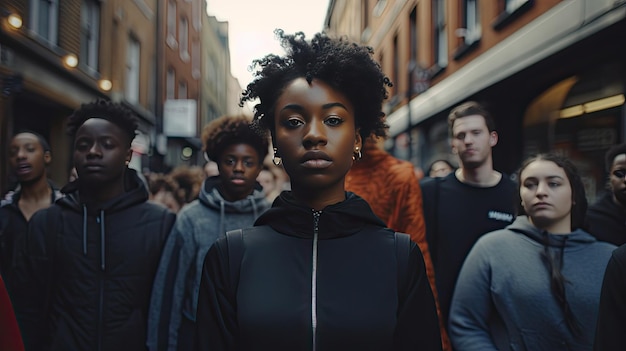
[272,148,282,166]
[353,147,362,161]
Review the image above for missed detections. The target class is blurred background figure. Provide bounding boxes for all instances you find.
[586,142,626,245]
[203,160,219,178]
[427,158,456,178]
[147,173,185,213]
[0,131,62,298]
[256,166,281,203]
[169,165,205,205]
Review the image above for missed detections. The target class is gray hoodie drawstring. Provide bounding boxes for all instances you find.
[100,210,105,271]
[219,200,225,238]
[83,205,88,255]
[250,196,258,218]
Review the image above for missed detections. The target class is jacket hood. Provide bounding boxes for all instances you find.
[57,168,148,214]
[255,191,387,239]
[55,168,151,271]
[507,216,597,247]
[588,191,623,218]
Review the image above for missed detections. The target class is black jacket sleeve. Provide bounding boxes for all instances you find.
[394,241,443,351]
[13,207,57,351]
[195,237,238,351]
[594,246,626,351]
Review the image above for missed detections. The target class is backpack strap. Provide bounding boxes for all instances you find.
[225,229,244,292]
[395,232,411,302]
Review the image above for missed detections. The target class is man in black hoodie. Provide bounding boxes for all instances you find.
[587,142,626,245]
[14,100,176,351]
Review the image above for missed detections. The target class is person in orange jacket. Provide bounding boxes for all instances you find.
[345,135,450,351]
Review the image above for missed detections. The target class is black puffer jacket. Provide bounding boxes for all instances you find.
[15,170,175,351]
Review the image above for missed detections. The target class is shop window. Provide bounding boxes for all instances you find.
[522,64,624,203]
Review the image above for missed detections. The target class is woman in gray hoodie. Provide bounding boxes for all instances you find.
[449,153,616,351]
[147,115,271,351]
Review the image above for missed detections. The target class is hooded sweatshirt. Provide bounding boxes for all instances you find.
[194,191,442,351]
[14,169,175,351]
[0,181,62,296]
[147,176,270,351]
[449,216,616,351]
[586,191,626,245]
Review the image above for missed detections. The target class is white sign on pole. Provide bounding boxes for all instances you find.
[163,99,197,137]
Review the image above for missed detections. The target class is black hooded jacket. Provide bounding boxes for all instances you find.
[14,170,175,351]
[195,191,442,351]
[586,191,626,245]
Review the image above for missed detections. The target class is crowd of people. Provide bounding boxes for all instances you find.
[0,29,625,351]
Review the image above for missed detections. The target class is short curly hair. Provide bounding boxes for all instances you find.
[604,142,626,172]
[202,114,269,163]
[240,29,392,141]
[67,99,138,145]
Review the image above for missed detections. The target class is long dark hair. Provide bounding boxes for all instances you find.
[516,153,586,337]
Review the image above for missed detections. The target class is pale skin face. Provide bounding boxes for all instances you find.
[272,78,362,210]
[429,160,454,178]
[451,115,497,170]
[608,153,626,207]
[520,159,573,234]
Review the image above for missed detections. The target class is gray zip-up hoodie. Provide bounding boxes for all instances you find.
[449,216,616,351]
[147,176,270,351]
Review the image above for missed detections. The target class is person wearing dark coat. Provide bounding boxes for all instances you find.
[14,100,175,351]
[594,243,626,350]
[586,142,626,245]
[194,30,442,351]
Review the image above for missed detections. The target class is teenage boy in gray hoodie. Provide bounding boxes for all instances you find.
[147,115,271,351]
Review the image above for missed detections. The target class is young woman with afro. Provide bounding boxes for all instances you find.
[194,30,442,351]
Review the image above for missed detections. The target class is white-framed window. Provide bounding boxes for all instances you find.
[179,17,189,61]
[30,0,59,44]
[166,68,176,99]
[505,0,529,13]
[178,80,187,99]
[125,37,141,104]
[167,1,177,48]
[433,0,448,68]
[463,0,481,44]
[192,0,201,31]
[80,0,100,72]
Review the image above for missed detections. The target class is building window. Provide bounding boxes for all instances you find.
[125,37,141,104]
[178,80,187,99]
[80,0,100,73]
[179,17,189,61]
[192,40,200,79]
[30,0,59,44]
[192,0,201,31]
[166,68,176,99]
[505,0,529,13]
[463,0,481,45]
[493,0,533,30]
[433,0,448,70]
[167,1,177,48]
[409,6,418,65]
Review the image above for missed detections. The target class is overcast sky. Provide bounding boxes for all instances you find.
[206,0,331,89]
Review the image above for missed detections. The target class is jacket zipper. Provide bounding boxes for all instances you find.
[96,216,104,351]
[311,210,321,351]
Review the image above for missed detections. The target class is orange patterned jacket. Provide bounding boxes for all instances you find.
[345,143,451,351]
